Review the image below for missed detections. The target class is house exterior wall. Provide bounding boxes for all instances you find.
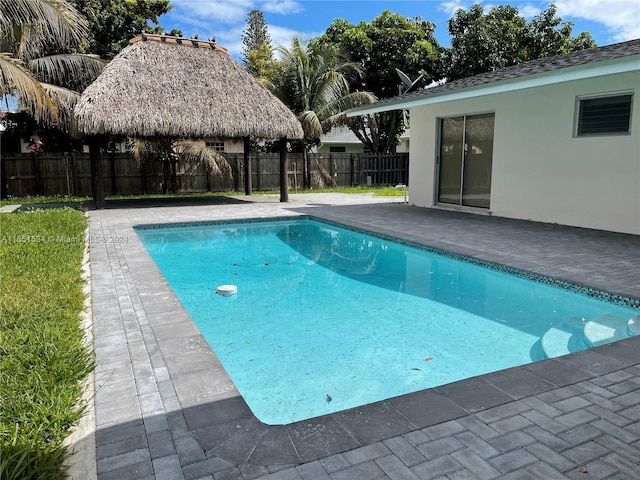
[397,138,410,153]
[409,71,640,234]
[198,138,245,153]
[316,143,364,154]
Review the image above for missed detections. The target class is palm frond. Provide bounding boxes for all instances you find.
[318,91,377,118]
[0,52,57,124]
[173,140,232,177]
[0,0,88,51]
[130,137,173,165]
[298,110,323,141]
[40,82,80,132]
[29,54,105,90]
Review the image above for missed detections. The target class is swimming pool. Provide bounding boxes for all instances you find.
[135,217,638,425]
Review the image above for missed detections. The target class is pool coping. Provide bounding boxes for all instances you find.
[85,196,640,479]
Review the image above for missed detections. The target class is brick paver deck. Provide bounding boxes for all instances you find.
[80,194,639,480]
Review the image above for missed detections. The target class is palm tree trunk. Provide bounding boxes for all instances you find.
[303,148,310,189]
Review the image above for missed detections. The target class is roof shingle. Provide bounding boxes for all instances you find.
[351,39,640,113]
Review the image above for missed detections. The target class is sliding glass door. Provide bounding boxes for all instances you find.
[437,113,495,208]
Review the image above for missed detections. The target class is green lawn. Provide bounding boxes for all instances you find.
[0,185,407,207]
[0,208,92,480]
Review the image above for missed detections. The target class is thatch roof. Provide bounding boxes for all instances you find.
[74,35,303,140]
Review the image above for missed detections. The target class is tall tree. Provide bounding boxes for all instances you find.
[70,0,172,59]
[275,36,375,188]
[316,11,442,153]
[445,4,596,81]
[242,9,272,75]
[0,0,105,127]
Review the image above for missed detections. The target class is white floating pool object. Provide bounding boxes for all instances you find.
[216,285,237,296]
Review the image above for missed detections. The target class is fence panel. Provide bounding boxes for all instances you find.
[360,153,409,186]
[1,150,408,198]
[2,154,36,196]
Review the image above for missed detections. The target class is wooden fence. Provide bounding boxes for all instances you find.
[0,151,408,198]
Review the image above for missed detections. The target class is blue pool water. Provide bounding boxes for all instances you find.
[135,218,638,425]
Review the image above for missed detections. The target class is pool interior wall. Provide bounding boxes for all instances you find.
[135,216,639,425]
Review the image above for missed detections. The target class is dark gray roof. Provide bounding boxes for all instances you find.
[349,39,640,114]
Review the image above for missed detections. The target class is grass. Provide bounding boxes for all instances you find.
[0,195,91,207]
[0,208,92,480]
[0,186,408,207]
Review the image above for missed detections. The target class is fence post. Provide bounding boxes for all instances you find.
[140,159,147,194]
[32,153,41,195]
[243,137,252,195]
[350,154,354,186]
[110,151,117,195]
[233,154,241,192]
[0,152,7,199]
[255,152,261,192]
[69,152,77,195]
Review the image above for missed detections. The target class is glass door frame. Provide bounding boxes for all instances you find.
[435,111,495,209]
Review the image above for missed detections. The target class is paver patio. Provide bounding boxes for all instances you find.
[76,193,639,480]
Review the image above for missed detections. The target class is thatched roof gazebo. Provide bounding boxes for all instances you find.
[74,34,304,208]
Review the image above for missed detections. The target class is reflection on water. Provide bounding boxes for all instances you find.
[277,222,636,337]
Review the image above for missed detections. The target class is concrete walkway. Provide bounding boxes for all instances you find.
[77,194,639,480]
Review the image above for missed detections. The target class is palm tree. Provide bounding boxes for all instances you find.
[0,0,104,129]
[133,138,233,194]
[276,37,375,189]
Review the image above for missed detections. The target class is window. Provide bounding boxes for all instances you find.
[329,146,346,153]
[576,94,632,136]
[206,141,225,152]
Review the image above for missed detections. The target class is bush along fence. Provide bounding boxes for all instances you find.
[0,151,409,198]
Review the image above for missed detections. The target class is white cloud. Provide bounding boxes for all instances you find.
[519,4,542,19]
[169,0,254,24]
[260,0,303,15]
[163,0,311,60]
[438,0,468,16]
[556,0,640,42]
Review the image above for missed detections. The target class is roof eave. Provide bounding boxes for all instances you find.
[347,54,640,117]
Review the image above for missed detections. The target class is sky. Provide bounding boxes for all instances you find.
[158,0,640,60]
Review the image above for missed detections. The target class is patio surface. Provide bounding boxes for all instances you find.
[80,193,640,480]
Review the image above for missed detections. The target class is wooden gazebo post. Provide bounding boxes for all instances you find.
[279,137,288,202]
[243,136,251,195]
[88,137,106,209]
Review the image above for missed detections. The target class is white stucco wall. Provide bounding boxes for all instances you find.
[409,71,640,234]
[198,138,245,153]
[316,143,364,154]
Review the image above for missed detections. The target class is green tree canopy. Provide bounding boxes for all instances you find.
[445,3,596,81]
[245,42,279,89]
[315,11,442,153]
[70,0,172,59]
[242,9,272,75]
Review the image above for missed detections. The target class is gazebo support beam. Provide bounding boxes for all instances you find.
[89,137,106,209]
[243,136,251,195]
[279,138,288,203]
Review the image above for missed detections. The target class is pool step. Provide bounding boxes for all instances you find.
[583,314,637,348]
[541,314,639,359]
[540,317,587,359]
